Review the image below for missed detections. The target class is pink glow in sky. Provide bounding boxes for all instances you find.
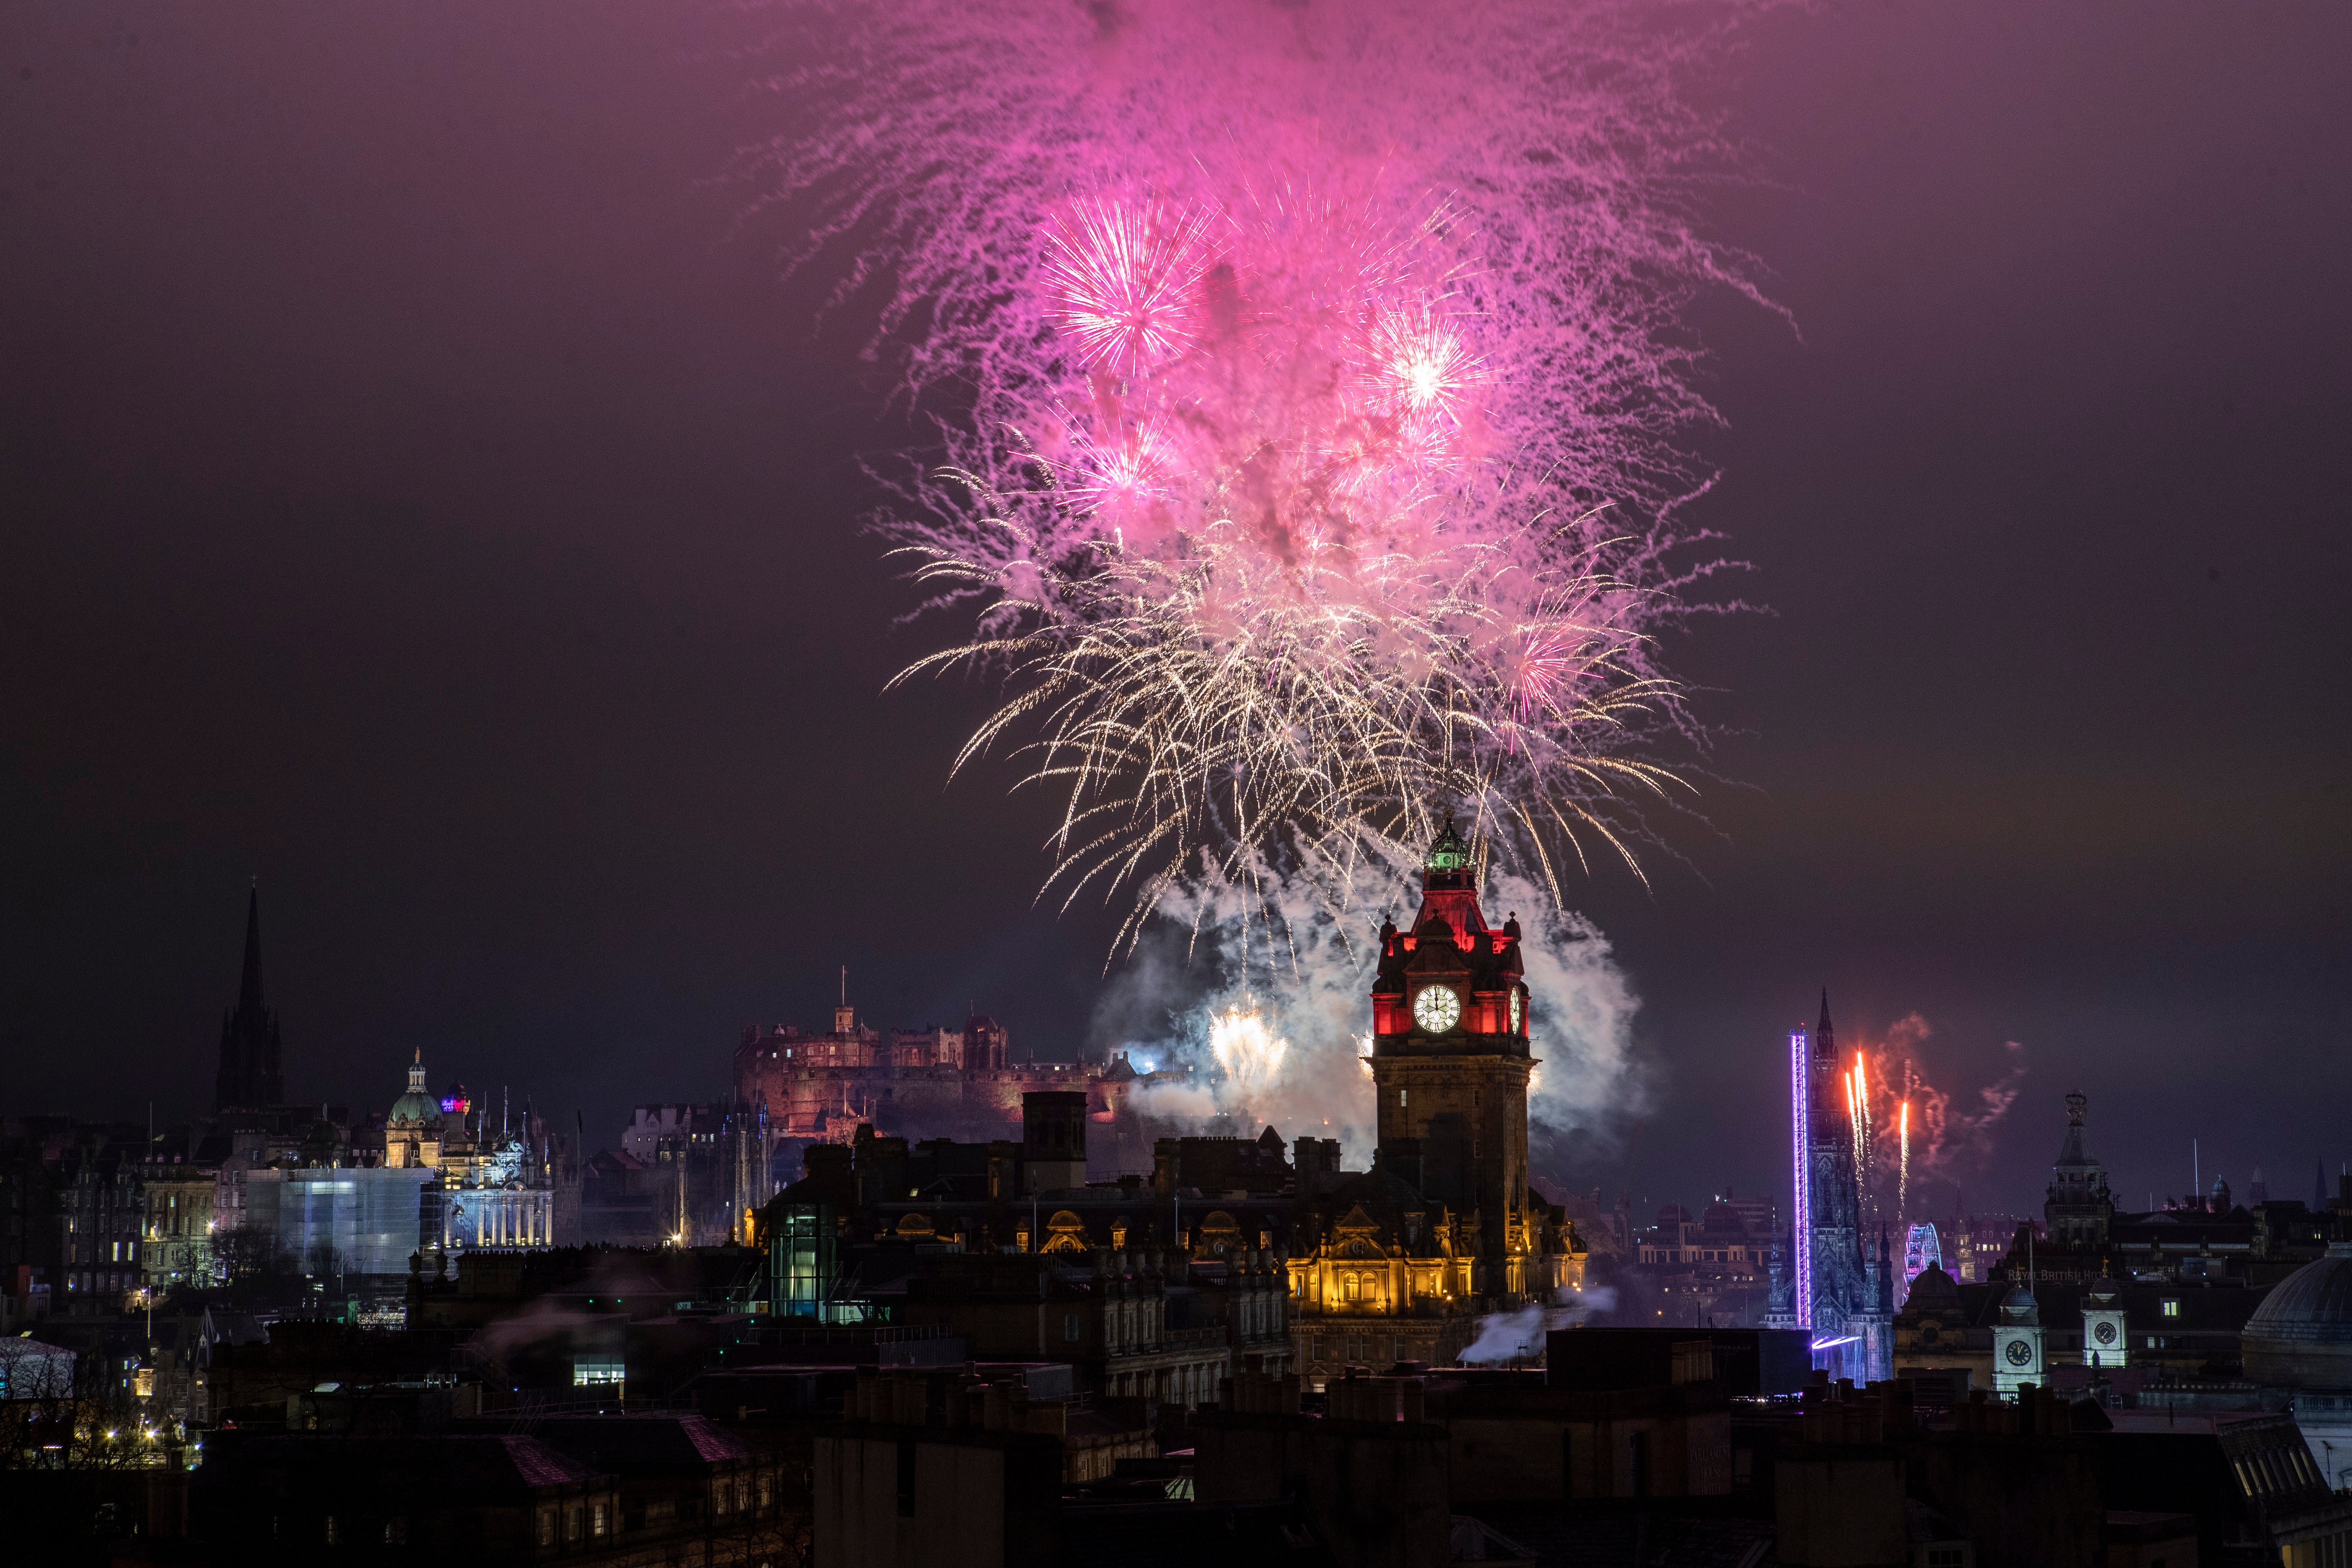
[755,0,1775,926]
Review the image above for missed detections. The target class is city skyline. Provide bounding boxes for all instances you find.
[7,7,2352,1559]
[15,879,2340,1233]
[6,3,2347,1230]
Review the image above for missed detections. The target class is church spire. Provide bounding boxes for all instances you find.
[215,881,286,1112]
[239,880,265,1017]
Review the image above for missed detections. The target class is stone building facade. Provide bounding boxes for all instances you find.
[1284,819,1585,1379]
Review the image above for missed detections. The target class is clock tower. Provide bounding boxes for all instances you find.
[2082,1274,2129,1369]
[1367,818,1537,1300]
[1993,1283,2046,1395]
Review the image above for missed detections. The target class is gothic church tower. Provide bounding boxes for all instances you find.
[214,885,285,1111]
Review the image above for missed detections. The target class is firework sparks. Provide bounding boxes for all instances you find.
[1844,1069,1861,1185]
[1846,1014,2031,1219]
[1209,1004,1289,1093]
[1899,1099,1911,1223]
[760,0,1767,940]
[1853,1052,1872,1205]
[1041,199,1213,376]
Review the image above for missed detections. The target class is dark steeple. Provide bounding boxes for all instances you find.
[2057,1090,2090,1167]
[1809,988,1844,1122]
[215,882,286,1111]
[238,883,265,1017]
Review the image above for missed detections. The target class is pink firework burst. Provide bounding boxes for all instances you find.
[1366,305,1476,421]
[1041,199,1214,377]
[1507,623,1591,728]
[1049,414,1178,526]
[752,0,1778,923]
[1353,302,1482,469]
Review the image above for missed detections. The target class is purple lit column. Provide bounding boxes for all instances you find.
[1791,1024,1812,1330]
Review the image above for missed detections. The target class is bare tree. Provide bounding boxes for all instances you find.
[0,1345,161,1471]
[214,1223,287,1283]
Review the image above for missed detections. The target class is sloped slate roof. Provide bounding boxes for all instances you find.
[528,1413,750,1470]
[230,1434,597,1494]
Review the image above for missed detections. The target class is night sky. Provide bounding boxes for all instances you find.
[5,3,2346,1219]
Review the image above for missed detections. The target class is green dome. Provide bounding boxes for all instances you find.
[388,1089,442,1126]
[388,1051,444,1127]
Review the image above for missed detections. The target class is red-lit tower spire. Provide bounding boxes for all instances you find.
[1366,816,1537,1299]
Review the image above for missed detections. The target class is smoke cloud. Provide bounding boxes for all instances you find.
[1456,1292,1614,1364]
[1092,854,1643,1175]
[1853,1013,2029,1189]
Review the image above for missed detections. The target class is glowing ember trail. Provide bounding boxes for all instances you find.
[1853,1052,1873,1214]
[1899,1099,1911,1223]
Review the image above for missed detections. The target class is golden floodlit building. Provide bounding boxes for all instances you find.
[1286,820,1585,1381]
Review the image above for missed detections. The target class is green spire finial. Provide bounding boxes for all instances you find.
[1425,813,1470,871]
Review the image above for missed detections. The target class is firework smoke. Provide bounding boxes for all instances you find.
[755,0,1762,1145]
[1848,1014,2028,1215]
[1100,857,1643,1173]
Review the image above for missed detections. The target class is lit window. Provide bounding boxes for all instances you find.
[2162,1300,2180,1318]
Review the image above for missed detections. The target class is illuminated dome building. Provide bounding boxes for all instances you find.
[2245,1242,2352,1488]
[381,1053,568,1253]
[383,1051,445,1169]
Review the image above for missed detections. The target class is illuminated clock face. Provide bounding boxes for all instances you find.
[2005,1339,2034,1366]
[2093,1320,2117,1345]
[1412,985,1462,1033]
[1509,990,1524,1033]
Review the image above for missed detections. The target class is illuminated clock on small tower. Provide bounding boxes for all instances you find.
[1993,1283,2046,1395]
[1368,817,1537,1297]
